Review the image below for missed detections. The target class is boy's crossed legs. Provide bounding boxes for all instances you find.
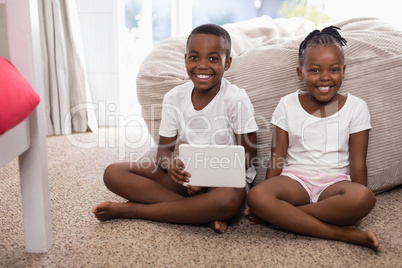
[92,161,246,234]
[245,176,380,252]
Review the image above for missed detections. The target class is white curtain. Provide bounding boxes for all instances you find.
[38,0,97,135]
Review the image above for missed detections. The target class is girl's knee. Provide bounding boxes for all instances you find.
[246,185,266,209]
[354,187,376,211]
[341,186,376,218]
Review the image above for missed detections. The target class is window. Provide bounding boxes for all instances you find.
[120,0,401,121]
[192,0,283,26]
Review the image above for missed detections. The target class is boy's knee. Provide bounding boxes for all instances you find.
[103,163,119,188]
[217,189,245,215]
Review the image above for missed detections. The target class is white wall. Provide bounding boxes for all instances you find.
[76,0,125,126]
[0,3,9,59]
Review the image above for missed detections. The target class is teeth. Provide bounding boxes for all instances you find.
[196,74,211,79]
[318,86,330,90]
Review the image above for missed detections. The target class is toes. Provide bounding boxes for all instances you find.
[244,208,250,215]
[92,205,98,214]
[208,221,228,234]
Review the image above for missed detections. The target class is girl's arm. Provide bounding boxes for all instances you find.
[157,135,190,185]
[349,130,370,186]
[266,126,288,179]
[237,131,257,170]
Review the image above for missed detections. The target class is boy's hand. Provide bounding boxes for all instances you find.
[187,185,206,196]
[167,158,190,185]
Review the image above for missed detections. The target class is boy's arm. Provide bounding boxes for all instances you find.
[237,131,257,170]
[266,126,288,179]
[349,130,370,186]
[157,135,190,185]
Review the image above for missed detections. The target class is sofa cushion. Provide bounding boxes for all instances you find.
[136,16,402,193]
[0,57,40,135]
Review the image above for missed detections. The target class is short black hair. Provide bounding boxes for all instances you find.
[298,26,347,65]
[186,24,231,58]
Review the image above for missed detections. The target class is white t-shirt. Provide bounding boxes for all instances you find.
[159,78,258,145]
[271,90,371,174]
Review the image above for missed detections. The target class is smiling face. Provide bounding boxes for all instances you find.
[297,44,346,103]
[185,33,232,94]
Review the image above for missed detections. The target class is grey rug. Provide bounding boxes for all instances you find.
[0,126,401,267]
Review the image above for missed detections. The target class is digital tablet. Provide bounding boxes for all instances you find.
[178,144,246,188]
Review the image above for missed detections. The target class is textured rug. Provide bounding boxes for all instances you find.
[0,126,401,267]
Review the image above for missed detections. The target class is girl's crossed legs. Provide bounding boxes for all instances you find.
[245,176,380,252]
[92,160,246,234]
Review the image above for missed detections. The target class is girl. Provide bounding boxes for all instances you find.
[245,26,380,252]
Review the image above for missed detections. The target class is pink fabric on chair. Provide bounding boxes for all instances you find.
[0,56,40,135]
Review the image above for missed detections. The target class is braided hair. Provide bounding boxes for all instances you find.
[298,26,347,65]
[187,24,232,58]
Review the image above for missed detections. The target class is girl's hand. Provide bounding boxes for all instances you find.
[167,158,190,185]
[187,185,206,196]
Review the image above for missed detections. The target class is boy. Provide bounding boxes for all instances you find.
[93,24,258,234]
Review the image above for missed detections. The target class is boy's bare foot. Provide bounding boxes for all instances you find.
[93,202,230,235]
[208,220,228,234]
[92,201,135,221]
[244,208,264,225]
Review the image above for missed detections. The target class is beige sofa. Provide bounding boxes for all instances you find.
[136,16,402,194]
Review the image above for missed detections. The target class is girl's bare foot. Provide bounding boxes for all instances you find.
[92,201,135,221]
[208,220,228,234]
[365,231,381,252]
[244,208,264,225]
[343,226,381,252]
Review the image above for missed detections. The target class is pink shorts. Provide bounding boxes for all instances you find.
[281,168,351,203]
